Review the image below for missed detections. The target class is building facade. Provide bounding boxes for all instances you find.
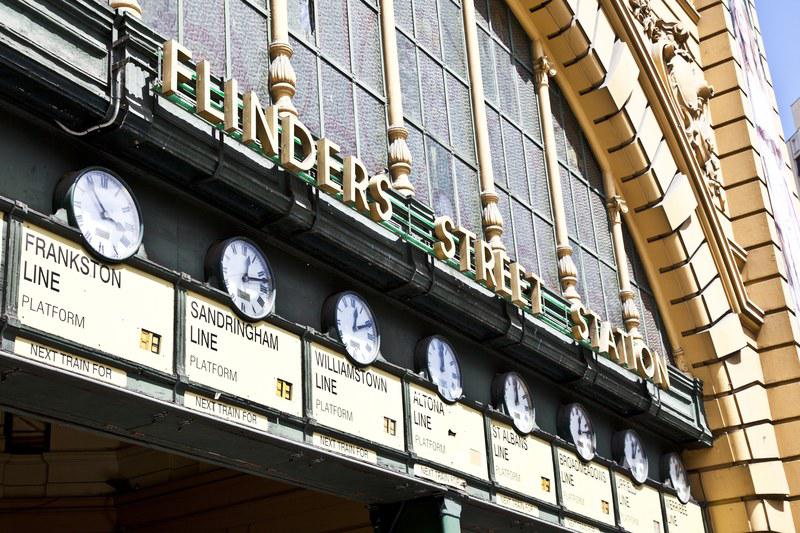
[787,99,800,188]
[0,0,798,531]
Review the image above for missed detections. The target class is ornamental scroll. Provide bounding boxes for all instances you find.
[629,0,727,213]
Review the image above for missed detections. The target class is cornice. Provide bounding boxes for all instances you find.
[601,0,764,333]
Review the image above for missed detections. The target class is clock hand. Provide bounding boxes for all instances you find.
[439,346,445,373]
[242,276,270,283]
[242,255,252,282]
[90,185,111,218]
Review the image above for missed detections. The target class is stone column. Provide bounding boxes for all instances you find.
[269,0,297,116]
[603,172,642,340]
[462,0,504,251]
[379,0,414,197]
[533,41,580,303]
[109,0,141,17]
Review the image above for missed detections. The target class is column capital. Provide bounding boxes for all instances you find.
[607,194,628,222]
[269,40,298,117]
[534,55,557,85]
[109,0,142,17]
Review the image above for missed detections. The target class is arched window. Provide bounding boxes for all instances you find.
[142,0,271,102]
[475,0,558,291]
[288,0,387,174]
[394,0,481,234]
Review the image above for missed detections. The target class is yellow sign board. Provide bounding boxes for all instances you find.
[615,472,664,533]
[17,224,174,374]
[310,343,404,450]
[409,383,488,480]
[664,494,705,532]
[490,420,556,504]
[184,292,302,416]
[557,448,615,526]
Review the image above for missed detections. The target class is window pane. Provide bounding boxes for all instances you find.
[356,87,387,174]
[440,0,467,78]
[419,52,449,142]
[446,74,475,162]
[487,107,506,188]
[592,190,615,265]
[141,0,178,39]
[474,0,489,27]
[573,180,596,252]
[351,0,384,94]
[510,15,531,65]
[288,0,315,41]
[184,0,226,76]
[560,167,577,237]
[415,0,442,59]
[291,36,321,134]
[319,0,350,68]
[398,34,422,124]
[231,2,270,103]
[395,0,414,34]
[489,0,510,48]
[503,120,527,200]
[499,190,515,260]
[602,263,622,328]
[455,158,481,234]
[551,86,568,162]
[406,122,429,203]
[321,62,357,156]
[525,139,549,218]
[514,201,537,274]
[516,65,541,141]
[478,28,498,104]
[428,140,456,222]
[536,218,558,290]
[494,46,518,122]
[584,254,606,318]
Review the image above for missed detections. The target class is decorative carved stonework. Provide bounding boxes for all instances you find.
[629,0,727,213]
[387,125,414,197]
[269,41,298,117]
[109,0,142,17]
[481,191,505,252]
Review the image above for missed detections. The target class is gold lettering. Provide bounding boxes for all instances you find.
[586,311,602,350]
[280,114,316,172]
[475,240,496,289]
[509,262,526,308]
[196,60,223,125]
[525,272,543,316]
[492,249,511,298]
[569,302,589,341]
[223,78,239,132]
[454,227,476,273]
[343,155,370,212]
[368,173,393,222]
[612,328,629,365]
[433,216,457,260]
[635,341,656,380]
[316,138,342,194]
[598,321,615,358]
[242,92,279,156]
[653,351,671,390]
[162,40,193,97]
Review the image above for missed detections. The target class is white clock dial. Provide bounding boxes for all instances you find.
[424,336,463,402]
[567,403,596,462]
[70,169,142,261]
[334,292,379,365]
[666,453,691,504]
[620,430,649,484]
[219,238,275,320]
[499,372,534,434]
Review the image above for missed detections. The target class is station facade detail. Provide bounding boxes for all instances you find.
[0,0,798,531]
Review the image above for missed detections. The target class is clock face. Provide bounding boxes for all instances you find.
[333,292,380,365]
[496,372,534,434]
[419,336,463,402]
[69,168,143,261]
[565,403,596,462]
[615,429,649,484]
[665,452,691,504]
[218,238,276,320]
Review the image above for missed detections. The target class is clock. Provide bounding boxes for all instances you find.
[206,237,276,321]
[56,167,143,262]
[415,335,463,403]
[613,429,649,484]
[663,452,692,504]
[558,403,597,462]
[492,372,535,434]
[322,291,380,366]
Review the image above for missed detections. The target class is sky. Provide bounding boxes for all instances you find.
[755,0,800,137]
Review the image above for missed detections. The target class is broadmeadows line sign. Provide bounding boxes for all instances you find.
[160,40,670,390]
